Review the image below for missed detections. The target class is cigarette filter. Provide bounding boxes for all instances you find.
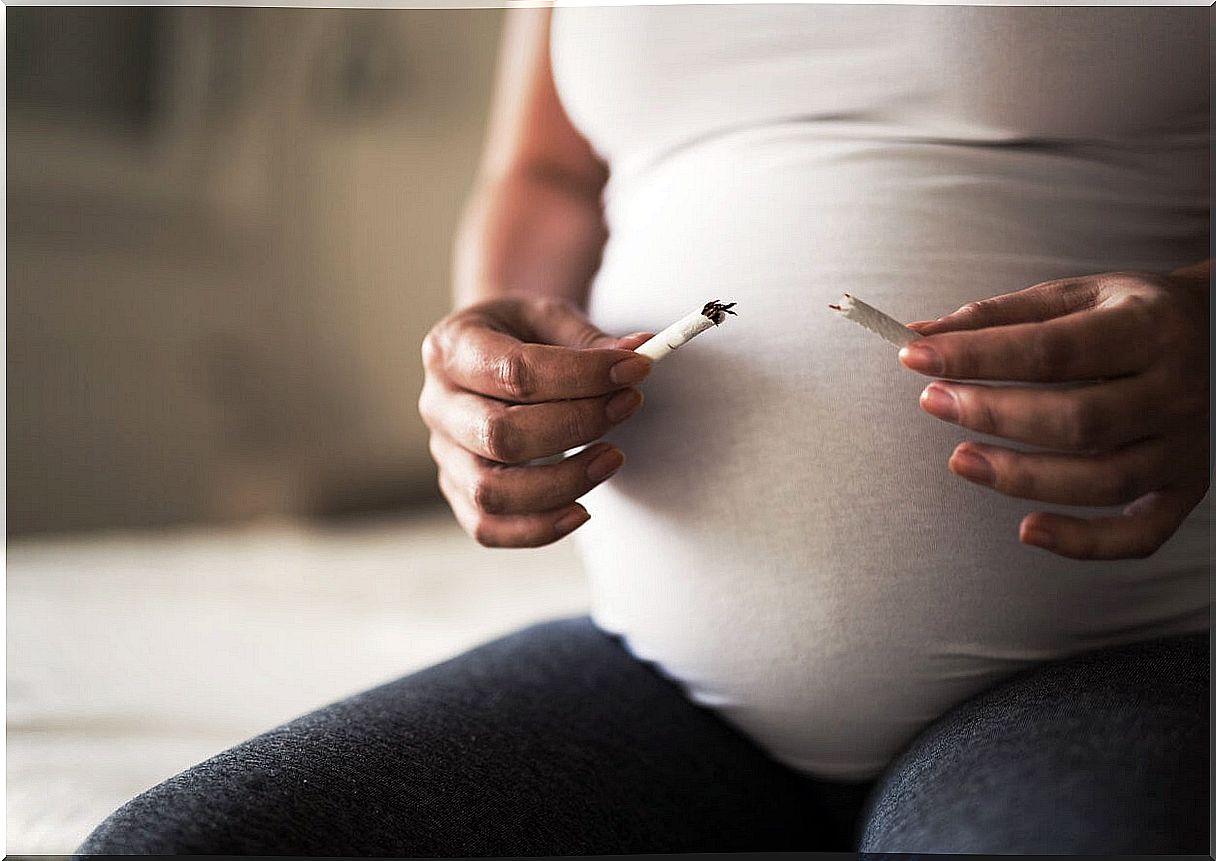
[635,300,736,361]
[829,294,921,347]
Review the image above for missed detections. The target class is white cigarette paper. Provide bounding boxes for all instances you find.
[829,294,921,347]
[635,301,735,361]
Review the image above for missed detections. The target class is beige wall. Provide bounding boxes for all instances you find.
[8,9,503,534]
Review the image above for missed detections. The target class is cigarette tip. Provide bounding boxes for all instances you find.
[701,299,738,325]
[829,293,858,315]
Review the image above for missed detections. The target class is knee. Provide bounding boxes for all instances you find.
[75,738,377,855]
[859,751,1208,854]
[858,633,1209,853]
[76,773,226,856]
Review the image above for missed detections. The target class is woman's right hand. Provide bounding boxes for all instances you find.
[419,295,653,547]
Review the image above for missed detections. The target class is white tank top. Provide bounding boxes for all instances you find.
[551,4,1210,780]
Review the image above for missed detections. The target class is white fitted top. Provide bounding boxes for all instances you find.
[551,4,1210,780]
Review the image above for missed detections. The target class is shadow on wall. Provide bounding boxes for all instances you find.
[7,7,502,535]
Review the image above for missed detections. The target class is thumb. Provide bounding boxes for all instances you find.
[614,331,656,351]
[523,299,638,351]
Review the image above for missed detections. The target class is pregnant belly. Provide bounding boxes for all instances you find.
[573,130,1210,779]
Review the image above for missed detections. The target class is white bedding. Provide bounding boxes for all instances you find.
[7,506,588,854]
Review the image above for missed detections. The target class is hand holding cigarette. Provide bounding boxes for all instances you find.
[896,266,1210,561]
[419,296,654,548]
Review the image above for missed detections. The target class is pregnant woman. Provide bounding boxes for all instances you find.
[81,5,1209,855]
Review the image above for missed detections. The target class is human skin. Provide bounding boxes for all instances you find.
[419,10,652,548]
[422,8,1210,558]
[902,261,1210,560]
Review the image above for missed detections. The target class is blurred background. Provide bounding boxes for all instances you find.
[7,8,590,853]
[9,6,496,533]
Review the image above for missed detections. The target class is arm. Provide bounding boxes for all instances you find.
[420,11,651,548]
[453,8,609,309]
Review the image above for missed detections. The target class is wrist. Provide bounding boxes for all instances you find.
[452,171,604,312]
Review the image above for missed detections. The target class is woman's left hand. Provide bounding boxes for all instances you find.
[901,264,1210,561]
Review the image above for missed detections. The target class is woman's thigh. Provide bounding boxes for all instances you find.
[77,616,858,856]
[858,629,1209,854]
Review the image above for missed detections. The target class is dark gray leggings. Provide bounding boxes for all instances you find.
[78,619,1208,855]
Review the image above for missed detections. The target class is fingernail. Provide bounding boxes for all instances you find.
[610,356,651,385]
[950,447,994,486]
[606,388,643,422]
[586,447,625,483]
[555,507,590,536]
[1020,524,1055,551]
[899,343,944,375]
[920,383,959,422]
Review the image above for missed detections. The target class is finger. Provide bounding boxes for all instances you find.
[946,436,1189,506]
[431,435,624,515]
[615,332,656,351]
[425,317,651,403]
[919,375,1166,452]
[899,305,1156,381]
[1019,485,1207,560]
[910,279,1100,336]
[421,380,643,464]
[439,468,591,547]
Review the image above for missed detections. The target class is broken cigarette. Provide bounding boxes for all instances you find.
[635,300,737,361]
[828,294,921,347]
